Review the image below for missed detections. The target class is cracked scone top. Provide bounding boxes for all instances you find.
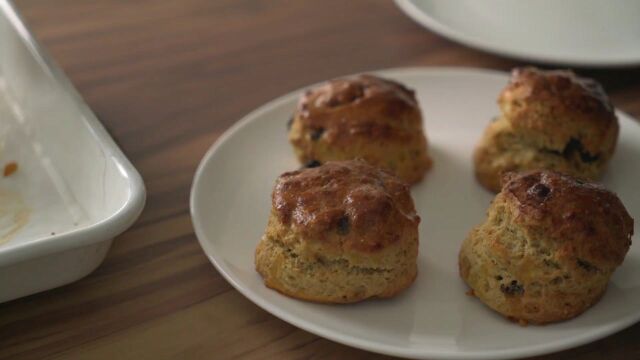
[255,160,420,303]
[459,170,633,324]
[273,159,419,252]
[288,74,432,184]
[474,67,619,192]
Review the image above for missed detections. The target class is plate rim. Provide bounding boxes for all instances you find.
[393,0,640,68]
[190,66,640,359]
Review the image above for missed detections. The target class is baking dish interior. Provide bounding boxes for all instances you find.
[0,2,144,263]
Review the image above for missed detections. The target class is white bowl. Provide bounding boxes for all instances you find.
[395,0,640,67]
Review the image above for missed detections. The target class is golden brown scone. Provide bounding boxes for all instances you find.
[459,170,633,324]
[474,67,619,192]
[288,74,432,185]
[255,160,420,303]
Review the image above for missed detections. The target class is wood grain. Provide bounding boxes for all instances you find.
[1,0,640,359]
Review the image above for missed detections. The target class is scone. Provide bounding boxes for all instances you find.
[255,160,420,303]
[459,170,633,324]
[474,67,619,192]
[288,74,432,184]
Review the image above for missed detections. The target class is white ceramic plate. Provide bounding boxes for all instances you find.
[190,67,640,359]
[394,0,640,67]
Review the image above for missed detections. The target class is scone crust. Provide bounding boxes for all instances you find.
[256,160,420,303]
[474,67,619,192]
[459,171,633,324]
[288,74,432,184]
[500,67,616,152]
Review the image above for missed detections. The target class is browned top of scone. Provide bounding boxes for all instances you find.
[499,67,618,153]
[501,67,613,115]
[501,170,633,270]
[294,74,422,145]
[272,160,420,253]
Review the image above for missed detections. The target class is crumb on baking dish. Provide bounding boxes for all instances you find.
[465,289,475,297]
[3,162,18,177]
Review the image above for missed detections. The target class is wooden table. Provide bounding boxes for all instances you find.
[2,1,639,359]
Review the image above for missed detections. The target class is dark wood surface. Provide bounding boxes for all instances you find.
[2,1,639,359]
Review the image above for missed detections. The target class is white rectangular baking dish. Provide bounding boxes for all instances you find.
[0,0,146,302]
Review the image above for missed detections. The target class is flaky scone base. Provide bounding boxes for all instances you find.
[473,117,611,193]
[289,120,431,185]
[255,215,418,304]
